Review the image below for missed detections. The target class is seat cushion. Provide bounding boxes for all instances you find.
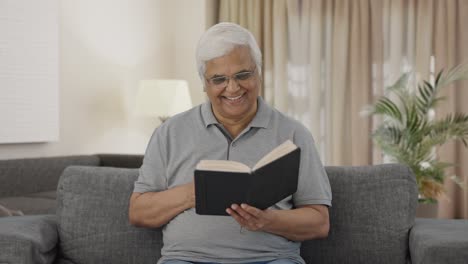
[410,218,468,264]
[0,215,58,264]
[301,164,418,264]
[56,166,162,264]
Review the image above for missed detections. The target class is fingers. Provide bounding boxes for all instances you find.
[226,203,266,231]
[240,203,261,218]
[235,204,256,220]
[226,206,247,226]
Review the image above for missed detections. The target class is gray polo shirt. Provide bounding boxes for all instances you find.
[134,96,331,264]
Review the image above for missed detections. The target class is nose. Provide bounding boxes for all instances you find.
[225,77,240,92]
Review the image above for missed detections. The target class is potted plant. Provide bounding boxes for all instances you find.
[363,64,468,210]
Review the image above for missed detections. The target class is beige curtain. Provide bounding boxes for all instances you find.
[327,0,373,165]
[380,0,468,219]
[219,0,374,164]
[218,0,289,112]
[432,0,468,219]
[214,0,468,218]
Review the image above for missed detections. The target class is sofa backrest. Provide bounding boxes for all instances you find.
[0,155,100,197]
[96,154,143,168]
[301,164,418,264]
[56,166,161,264]
[55,164,417,264]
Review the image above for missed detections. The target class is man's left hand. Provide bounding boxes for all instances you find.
[226,203,276,231]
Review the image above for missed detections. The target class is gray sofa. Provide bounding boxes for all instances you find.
[1,163,468,263]
[0,154,143,215]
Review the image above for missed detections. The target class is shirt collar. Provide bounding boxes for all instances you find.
[201,96,272,129]
[201,101,219,127]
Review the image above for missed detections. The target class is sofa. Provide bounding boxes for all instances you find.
[0,154,143,215]
[1,163,468,264]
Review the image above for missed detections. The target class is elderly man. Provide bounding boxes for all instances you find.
[129,22,332,264]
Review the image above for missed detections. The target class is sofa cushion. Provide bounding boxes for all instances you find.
[0,155,100,197]
[301,164,417,264]
[56,166,162,264]
[409,218,468,264]
[0,215,58,264]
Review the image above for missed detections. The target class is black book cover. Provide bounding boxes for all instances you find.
[195,148,301,215]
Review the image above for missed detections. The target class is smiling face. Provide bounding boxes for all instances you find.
[204,46,260,125]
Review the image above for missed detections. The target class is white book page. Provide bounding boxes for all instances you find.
[253,140,297,171]
[196,160,251,173]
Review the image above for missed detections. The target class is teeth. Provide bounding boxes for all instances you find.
[226,94,243,100]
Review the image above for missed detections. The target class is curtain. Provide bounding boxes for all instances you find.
[381,0,468,219]
[219,0,374,164]
[218,0,288,112]
[214,0,468,218]
[432,0,468,218]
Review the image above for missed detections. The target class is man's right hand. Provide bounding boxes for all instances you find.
[182,181,196,209]
[128,181,196,228]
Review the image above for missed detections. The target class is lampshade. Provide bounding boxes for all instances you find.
[135,79,192,121]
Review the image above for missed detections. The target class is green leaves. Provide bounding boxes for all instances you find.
[436,64,468,89]
[364,64,468,200]
[417,81,438,114]
[431,113,468,147]
[373,97,403,123]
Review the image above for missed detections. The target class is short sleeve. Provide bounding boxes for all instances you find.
[292,125,332,207]
[133,127,168,193]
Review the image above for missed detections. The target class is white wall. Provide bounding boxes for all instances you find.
[0,0,59,144]
[0,0,208,159]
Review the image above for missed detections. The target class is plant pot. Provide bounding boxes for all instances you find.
[416,202,438,218]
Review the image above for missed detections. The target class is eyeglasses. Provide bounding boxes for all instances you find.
[205,68,256,89]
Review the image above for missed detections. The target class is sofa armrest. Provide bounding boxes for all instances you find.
[96,154,143,168]
[0,215,58,264]
[409,218,468,264]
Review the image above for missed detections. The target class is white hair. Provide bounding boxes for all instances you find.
[195,22,262,83]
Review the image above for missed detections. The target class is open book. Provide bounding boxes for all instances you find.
[194,140,301,215]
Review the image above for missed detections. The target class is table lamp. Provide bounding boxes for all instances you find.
[135,79,193,122]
